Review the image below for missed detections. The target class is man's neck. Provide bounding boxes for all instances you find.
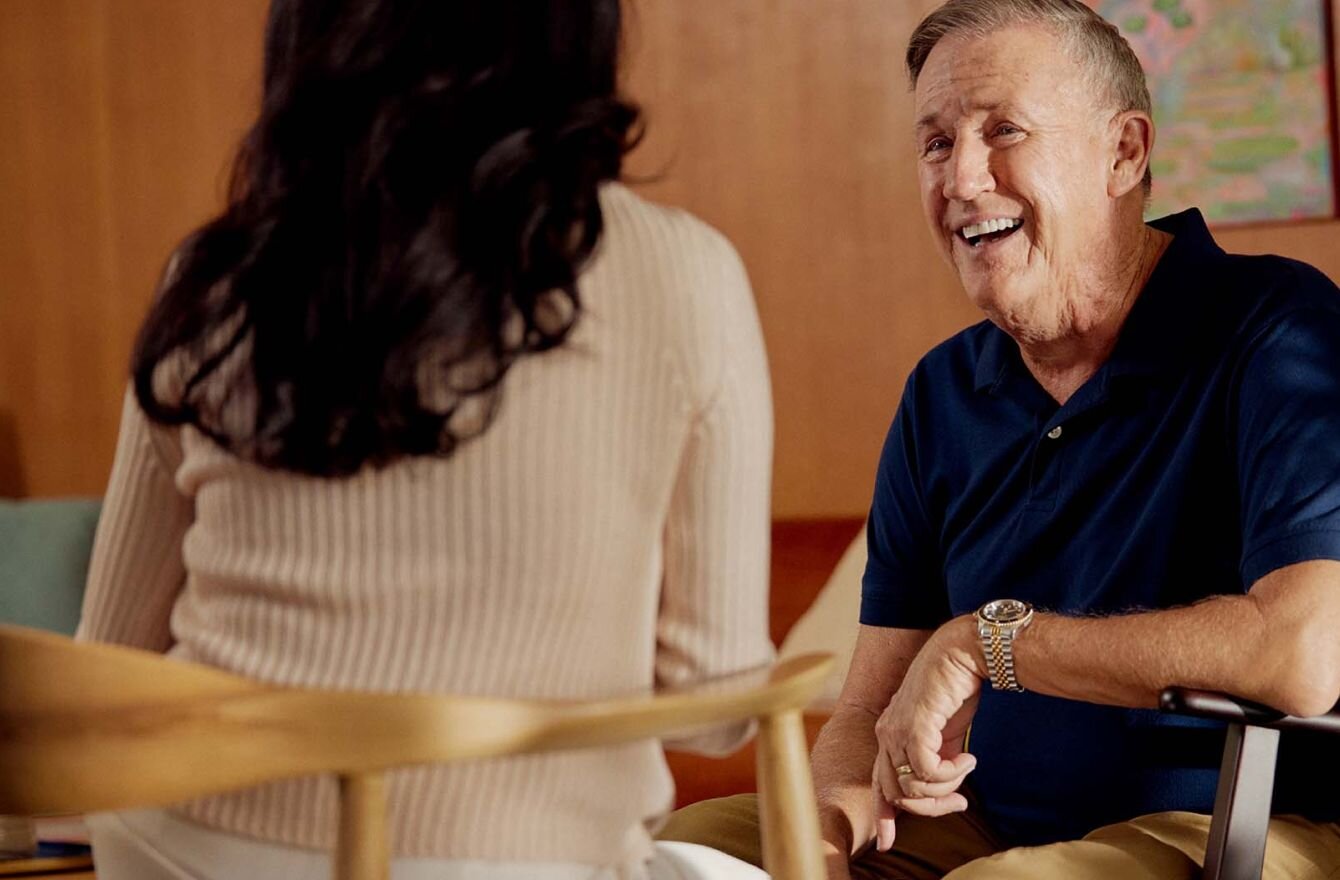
[1019,224,1172,405]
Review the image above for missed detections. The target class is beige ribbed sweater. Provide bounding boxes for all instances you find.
[76,184,775,871]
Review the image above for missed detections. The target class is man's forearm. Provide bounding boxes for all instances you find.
[811,704,881,856]
[809,625,933,856]
[989,561,1340,717]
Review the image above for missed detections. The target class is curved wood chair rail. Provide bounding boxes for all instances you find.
[0,624,833,880]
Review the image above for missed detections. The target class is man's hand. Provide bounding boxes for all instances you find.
[823,838,854,880]
[870,617,984,850]
[809,625,935,872]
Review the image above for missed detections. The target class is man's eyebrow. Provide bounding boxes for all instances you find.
[916,101,1013,131]
[915,112,941,131]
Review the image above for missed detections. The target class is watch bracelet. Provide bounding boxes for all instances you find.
[981,625,1024,692]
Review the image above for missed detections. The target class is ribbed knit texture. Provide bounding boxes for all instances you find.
[76,184,776,871]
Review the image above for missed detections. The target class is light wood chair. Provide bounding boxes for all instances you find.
[0,624,832,880]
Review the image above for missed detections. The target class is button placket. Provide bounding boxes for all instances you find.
[1026,416,1072,510]
[1027,434,1063,509]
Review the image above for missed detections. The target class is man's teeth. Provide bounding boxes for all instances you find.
[961,218,1022,242]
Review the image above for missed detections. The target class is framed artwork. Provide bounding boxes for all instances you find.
[1092,0,1338,224]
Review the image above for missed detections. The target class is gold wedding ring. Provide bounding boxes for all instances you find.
[895,763,916,777]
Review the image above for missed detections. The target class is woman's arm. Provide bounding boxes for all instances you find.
[656,238,775,755]
[76,389,193,651]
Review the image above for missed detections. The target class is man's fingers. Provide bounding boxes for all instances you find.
[896,765,974,799]
[872,785,897,851]
[908,741,977,783]
[871,747,907,806]
[870,745,901,853]
[891,792,970,817]
[900,751,975,795]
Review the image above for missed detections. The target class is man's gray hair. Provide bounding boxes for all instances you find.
[907,0,1153,193]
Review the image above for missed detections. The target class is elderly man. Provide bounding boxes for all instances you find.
[661,1,1340,878]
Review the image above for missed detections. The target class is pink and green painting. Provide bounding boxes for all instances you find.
[1091,0,1336,223]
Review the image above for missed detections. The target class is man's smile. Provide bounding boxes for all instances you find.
[957,217,1025,249]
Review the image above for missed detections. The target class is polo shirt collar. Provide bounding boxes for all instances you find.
[973,209,1223,394]
[973,323,1015,393]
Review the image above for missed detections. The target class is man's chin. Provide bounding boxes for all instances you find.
[963,282,1044,330]
[961,281,1018,314]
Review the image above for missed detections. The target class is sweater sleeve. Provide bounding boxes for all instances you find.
[656,237,777,756]
[76,388,193,652]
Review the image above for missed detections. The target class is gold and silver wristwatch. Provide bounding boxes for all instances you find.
[975,599,1034,692]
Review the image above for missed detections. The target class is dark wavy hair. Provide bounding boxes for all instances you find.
[132,0,641,476]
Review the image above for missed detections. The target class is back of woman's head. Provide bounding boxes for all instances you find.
[133,0,640,476]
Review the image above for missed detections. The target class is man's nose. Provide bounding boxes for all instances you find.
[942,139,995,202]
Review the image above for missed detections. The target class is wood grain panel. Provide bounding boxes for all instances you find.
[623,0,980,517]
[0,2,115,497]
[2,1,1337,517]
[0,0,266,498]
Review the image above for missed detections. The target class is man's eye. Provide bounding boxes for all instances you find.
[924,137,952,155]
[993,124,1022,137]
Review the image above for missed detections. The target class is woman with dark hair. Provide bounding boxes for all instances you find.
[76,1,774,877]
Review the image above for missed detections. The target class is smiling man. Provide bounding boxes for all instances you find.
[660,1,1340,878]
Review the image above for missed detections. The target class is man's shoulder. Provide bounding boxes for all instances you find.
[1207,252,1340,350]
[1217,250,1338,302]
[1154,209,1338,321]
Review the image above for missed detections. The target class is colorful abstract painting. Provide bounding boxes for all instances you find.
[1091,0,1336,223]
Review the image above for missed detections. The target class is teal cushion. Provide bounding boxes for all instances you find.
[0,498,101,635]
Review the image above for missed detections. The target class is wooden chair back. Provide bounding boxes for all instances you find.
[0,624,831,880]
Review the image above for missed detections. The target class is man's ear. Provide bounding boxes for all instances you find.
[1108,110,1154,199]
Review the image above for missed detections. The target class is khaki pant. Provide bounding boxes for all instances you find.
[657,794,1340,879]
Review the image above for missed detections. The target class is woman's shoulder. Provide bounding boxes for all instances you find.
[591,183,763,407]
[596,182,744,278]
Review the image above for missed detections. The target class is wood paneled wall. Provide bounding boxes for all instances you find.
[3,1,1339,516]
[0,1,267,497]
[622,0,979,517]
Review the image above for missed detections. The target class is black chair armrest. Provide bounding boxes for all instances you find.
[1159,692,1340,880]
[1160,687,1340,735]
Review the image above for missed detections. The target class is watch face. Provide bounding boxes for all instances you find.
[980,598,1032,624]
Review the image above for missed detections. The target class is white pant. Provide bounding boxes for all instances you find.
[87,809,769,880]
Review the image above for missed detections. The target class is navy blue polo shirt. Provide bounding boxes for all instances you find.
[861,209,1340,846]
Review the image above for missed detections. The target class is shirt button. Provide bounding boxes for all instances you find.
[1046,425,1063,440]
